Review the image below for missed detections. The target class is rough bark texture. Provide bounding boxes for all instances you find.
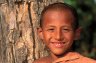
[0,0,64,63]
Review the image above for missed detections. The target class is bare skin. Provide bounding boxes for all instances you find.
[33,56,53,63]
[33,9,80,63]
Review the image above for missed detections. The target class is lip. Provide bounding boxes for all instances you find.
[50,42,65,48]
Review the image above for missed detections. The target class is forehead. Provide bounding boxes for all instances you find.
[41,10,75,29]
[43,9,75,24]
[45,9,74,17]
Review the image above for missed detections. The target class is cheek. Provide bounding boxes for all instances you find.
[43,32,51,43]
[64,33,75,49]
[64,33,75,42]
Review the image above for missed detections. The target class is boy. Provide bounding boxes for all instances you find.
[33,2,96,63]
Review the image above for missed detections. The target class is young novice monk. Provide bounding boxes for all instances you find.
[33,2,96,63]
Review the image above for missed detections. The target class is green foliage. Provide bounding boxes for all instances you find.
[64,0,96,59]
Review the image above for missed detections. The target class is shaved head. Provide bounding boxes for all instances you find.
[40,2,79,30]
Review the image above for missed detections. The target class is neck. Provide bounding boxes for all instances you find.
[50,50,73,61]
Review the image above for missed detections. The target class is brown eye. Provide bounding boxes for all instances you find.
[47,28,54,32]
[62,28,71,32]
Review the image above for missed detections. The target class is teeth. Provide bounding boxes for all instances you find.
[56,44,61,46]
[51,42,65,47]
[51,42,64,44]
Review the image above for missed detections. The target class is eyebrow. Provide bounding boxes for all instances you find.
[46,25,72,28]
[43,24,55,27]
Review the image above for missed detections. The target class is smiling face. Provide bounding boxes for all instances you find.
[38,10,80,59]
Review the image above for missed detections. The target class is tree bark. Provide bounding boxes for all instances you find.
[0,0,64,63]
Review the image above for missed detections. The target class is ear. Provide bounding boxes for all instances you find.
[37,27,44,40]
[74,27,81,40]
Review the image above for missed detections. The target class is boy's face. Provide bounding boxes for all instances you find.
[38,10,80,56]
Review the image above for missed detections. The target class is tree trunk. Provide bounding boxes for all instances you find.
[0,0,64,63]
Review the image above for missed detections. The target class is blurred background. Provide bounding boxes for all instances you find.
[0,0,96,63]
[64,0,96,59]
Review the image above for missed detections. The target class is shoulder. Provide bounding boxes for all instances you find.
[66,52,96,63]
[32,56,51,63]
[81,56,96,63]
[78,53,96,63]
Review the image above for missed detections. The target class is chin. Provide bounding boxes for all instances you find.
[53,51,66,56]
[54,53,65,58]
[52,49,69,56]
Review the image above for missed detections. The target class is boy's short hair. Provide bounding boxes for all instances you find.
[40,2,79,30]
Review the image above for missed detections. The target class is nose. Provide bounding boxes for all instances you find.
[54,30,63,41]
